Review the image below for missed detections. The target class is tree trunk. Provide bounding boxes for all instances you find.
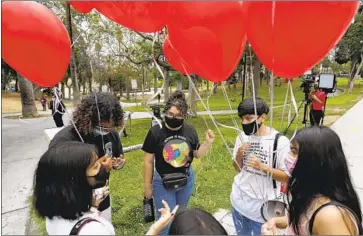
[65,2,80,103]
[1,68,6,90]
[154,76,158,94]
[61,82,65,97]
[126,80,130,100]
[252,57,260,96]
[18,74,38,117]
[33,86,42,100]
[164,70,170,101]
[15,75,19,92]
[67,86,72,100]
[206,80,209,91]
[188,75,198,117]
[212,82,217,94]
[89,58,94,93]
[176,78,183,90]
[348,53,363,93]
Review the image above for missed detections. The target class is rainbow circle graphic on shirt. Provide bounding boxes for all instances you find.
[162,139,190,168]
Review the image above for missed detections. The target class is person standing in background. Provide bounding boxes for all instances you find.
[49,95,65,127]
[40,96,47,111]
[309,84,327,126]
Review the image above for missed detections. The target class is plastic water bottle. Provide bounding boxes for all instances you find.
[143,198,155,223]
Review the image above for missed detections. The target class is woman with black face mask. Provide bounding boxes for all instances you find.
[33,141,115,235]
[142,90,215,235]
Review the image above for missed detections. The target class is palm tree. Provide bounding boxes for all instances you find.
[18,74,38,117]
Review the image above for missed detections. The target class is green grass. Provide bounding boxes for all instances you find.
[30,77,362,235]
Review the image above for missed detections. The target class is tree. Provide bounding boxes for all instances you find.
[1,60,17,91]
[335,7,363,92]
[18,74,38,117]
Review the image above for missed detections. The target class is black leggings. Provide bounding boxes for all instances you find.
[310,110,323,126]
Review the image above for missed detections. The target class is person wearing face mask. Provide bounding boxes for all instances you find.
[33,142,115,235]
[230,97,291,235]
[49,92,126,222]
[261,126,362,235]
[142,90,215,235]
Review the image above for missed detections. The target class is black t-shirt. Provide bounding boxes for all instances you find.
[49,125,123,211]
[142,123,200,176]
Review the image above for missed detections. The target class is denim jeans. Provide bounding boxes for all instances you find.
[152,168,195,235]
[232,207,262,235]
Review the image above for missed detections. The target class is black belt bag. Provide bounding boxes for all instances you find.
[162,172,188,190]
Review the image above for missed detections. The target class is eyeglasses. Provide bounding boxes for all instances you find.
[165,113,184,120]
[95,126,114,132]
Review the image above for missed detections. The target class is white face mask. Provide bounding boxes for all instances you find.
[93,127,110,136]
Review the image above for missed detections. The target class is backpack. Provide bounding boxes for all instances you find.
[69,217,99,235]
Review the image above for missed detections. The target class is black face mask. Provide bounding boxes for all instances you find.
[164,116,184,130]
[88,165,108,189]
[242,120,261,136]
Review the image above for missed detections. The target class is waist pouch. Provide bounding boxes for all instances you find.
[162,172,188,190]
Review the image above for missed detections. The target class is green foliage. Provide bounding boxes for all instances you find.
[335,11,363,66]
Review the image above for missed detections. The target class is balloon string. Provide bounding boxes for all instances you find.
[280,83,290,130]
[288,81,299,141]
[93,90,105,153]
[221,82,239,129]
[53,87,84,143]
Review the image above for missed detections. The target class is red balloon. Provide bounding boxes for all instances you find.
[95,1,170,33]
[168,27,224,82]
[163,36,193,75]
[2,1,71,87]
[243,1,359,79]
[69,1,94,14]
[167,2,246,82]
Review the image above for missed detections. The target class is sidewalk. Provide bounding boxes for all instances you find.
[213,98,363,234]
[330,98,363,203]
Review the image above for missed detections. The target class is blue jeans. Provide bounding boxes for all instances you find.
[153,168,195,235]
[232,207,262,235]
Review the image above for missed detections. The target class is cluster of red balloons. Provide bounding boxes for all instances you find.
[2,1,359,87]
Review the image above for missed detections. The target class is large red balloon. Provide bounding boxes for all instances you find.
[163,36,193,75]
[95,1,170,33]
[69,1,94,14]
[243,1,359,79]
[2,1,71,87]
[167,2,246,82]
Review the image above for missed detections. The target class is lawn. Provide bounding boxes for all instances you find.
[29,77,362,235]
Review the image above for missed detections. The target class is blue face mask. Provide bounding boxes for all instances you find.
[93,127,110,136]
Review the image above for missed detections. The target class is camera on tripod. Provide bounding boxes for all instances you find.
[300,75,316,102]
[150,104,163,127]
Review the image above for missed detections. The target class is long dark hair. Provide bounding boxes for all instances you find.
[33,142,97,220]
[169,207,228,235]
[287,126,362,234]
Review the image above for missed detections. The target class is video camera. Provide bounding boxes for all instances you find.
[150,104,164,127]
[300,75,316,101]
[150,104,163,119]
[300,73,336,101]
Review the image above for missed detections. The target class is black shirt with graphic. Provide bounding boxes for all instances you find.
[142,123,200,176]
[49,125,123,211]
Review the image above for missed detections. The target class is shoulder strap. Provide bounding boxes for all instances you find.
[308,201,363,235]
[272,133,281,189]
[70,217,99,235]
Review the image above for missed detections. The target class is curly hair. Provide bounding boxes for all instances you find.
[72,92,124,135]
[164,90,188,116]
